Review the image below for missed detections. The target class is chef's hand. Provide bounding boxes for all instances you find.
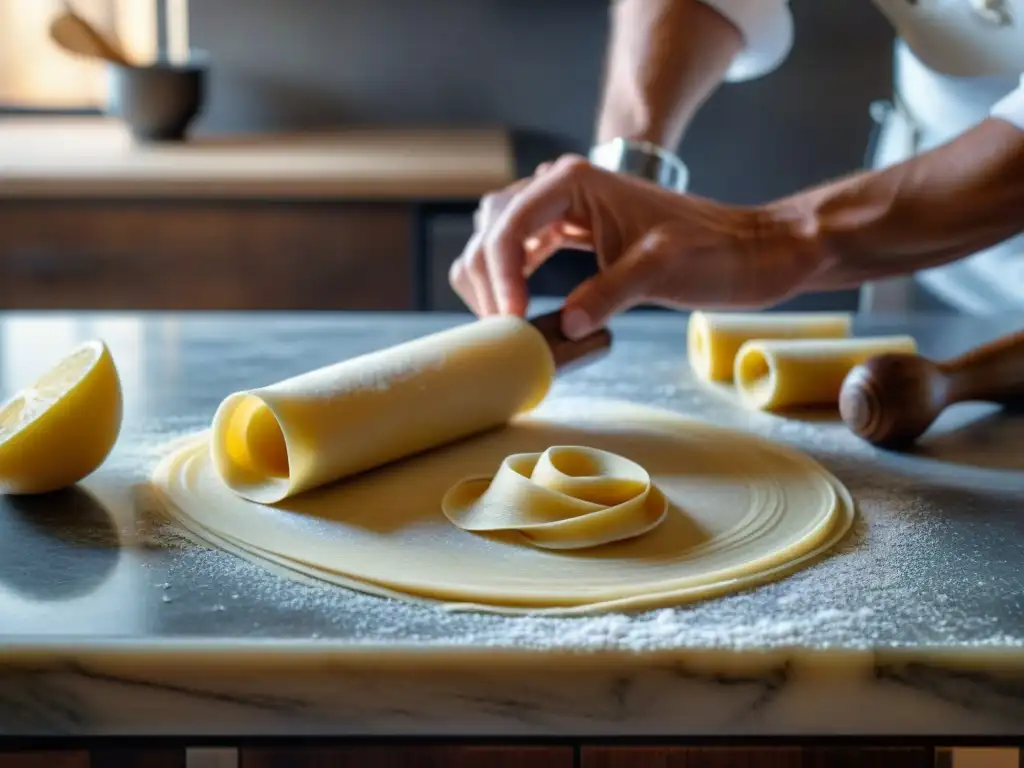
[449,155,824,339]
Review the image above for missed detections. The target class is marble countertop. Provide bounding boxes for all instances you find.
[0,118,514,200]
[1,308,1022,738]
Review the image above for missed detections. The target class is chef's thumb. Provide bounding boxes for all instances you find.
[560,252,652,340]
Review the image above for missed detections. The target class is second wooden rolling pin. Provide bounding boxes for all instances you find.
[211,311,611,504]
[839,327,1024,447]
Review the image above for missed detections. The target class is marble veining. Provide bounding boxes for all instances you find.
[2,657,1024,736]
[0,309,1022,736]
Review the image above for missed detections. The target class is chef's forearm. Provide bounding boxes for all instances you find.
[594,0,743,148]
[777,118,1024,290]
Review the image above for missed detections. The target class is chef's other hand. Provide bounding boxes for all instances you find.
[448,155,823,340]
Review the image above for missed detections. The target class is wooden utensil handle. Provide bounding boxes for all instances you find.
[530,309,612,373]
[938,328,1024,404]
[85,24,131,65]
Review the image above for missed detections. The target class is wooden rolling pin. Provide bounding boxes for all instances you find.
[530,308,612,370]
[838,328,1024,447]
[210,310,612,504]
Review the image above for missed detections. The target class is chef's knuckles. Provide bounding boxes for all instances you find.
[450,150,831,324]
[454,156,595,291]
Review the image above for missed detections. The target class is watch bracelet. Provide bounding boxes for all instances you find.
[588,138,689,192]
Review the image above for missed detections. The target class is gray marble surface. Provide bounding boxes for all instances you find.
[0,308,1022,737]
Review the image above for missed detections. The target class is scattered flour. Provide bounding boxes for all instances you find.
[138,484,1022,653]
[104,344,1024,654]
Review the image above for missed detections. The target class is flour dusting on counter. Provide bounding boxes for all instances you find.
[102,314,1024,654]
[134,444,1022,653]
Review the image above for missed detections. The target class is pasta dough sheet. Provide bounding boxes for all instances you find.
[734,336,918,412]
[441,446,669,550]
[210,316,554,504]
[688,311,852,383]
[150,398,855,616]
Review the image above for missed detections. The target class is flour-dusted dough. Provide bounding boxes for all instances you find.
[687,311,852,383]
[734,336,918,412]
[210,316,554,504]
[441,446,668,550]
[151,398,855,616]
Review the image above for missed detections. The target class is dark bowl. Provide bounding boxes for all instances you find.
[106,53,209,142]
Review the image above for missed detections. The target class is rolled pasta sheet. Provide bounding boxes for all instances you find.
[687,311,852,382]
[211,316,556,504]
[734,335,918,411]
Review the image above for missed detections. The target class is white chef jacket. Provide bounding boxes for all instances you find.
[698,0,1024,312]
[701,0,1024,128]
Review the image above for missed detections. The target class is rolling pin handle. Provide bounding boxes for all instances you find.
[529,309,613,373]
[840,326,1024,448]
[938,328,1024,405]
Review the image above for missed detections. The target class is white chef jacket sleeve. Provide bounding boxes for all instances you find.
[698,0,794,81]
[990,75,1024,131]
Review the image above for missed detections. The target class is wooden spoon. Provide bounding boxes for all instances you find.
[49,0,132,66]
[838,328,1024,447]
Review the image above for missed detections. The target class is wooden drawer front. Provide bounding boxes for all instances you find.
[0,754,88,768]
[581,747,935,768]
[0,201,413,311]
[240,746,574,768]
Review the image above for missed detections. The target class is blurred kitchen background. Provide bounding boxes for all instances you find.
[0,0,931,314]
[191,0,889,199]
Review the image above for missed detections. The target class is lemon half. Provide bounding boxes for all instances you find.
[0,340,123,494]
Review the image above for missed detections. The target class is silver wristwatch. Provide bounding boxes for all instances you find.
[588,138,689,192]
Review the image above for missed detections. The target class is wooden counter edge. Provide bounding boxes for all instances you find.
[0,118,516,201]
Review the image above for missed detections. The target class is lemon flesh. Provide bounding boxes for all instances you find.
[0,340,123,494]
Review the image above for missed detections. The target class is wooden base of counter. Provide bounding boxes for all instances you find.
[0,118,515,313]
[1,746,1019,768]
[0,200,414,311]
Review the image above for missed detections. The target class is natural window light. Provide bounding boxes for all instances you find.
[0,0,157,109]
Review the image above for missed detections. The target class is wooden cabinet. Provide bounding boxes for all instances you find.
[0,201,414,311]
[0,118,517,312]
[239,746,573,768]
[4,745,1020,767]
[0,751,185,768]
[88,749,185,768]
[0,754,88,768]
[580,747,934,768]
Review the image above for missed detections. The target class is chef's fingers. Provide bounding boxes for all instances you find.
[460,222,589,315]
[523,222,594,277]
[558,221,591,239]
[466,235,500,316]
[473,173,540,232]
[559,229,667,339]
[455,161,564,315]
[525,222,593,257]
[475,171,567,287]
[472,160,558,239]
[484,156,591,315]
[448,233,483,314]
[451,228,500,316]
[457,181,528,313]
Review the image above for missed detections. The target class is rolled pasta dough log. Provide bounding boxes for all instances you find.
[211,316,555,504]
[688,311,852,383]
[734,335,918,411]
